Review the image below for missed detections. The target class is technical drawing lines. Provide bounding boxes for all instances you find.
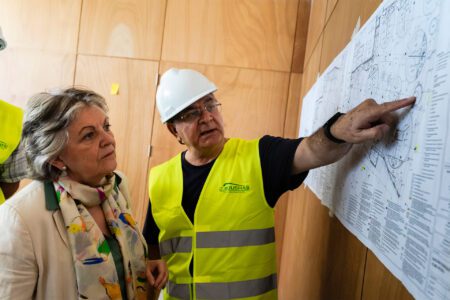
[406,29,428,82]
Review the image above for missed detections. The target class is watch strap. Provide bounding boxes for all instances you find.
[323,112,346,144]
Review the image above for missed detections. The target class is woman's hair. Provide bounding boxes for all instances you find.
[22,87,108,181]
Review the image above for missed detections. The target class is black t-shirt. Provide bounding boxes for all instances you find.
[143,135,308,245]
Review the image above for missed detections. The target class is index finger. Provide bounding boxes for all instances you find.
[380,96,416,113]
[147,271,155,285]
[154,270,164,285]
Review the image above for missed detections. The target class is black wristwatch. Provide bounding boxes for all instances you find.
[322,112,346,144]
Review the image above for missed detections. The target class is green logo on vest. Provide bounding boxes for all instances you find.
[0,141,7,150]
[219,183,250,193]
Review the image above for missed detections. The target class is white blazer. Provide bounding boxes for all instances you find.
[0,180,78,299]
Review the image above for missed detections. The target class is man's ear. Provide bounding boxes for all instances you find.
[50,157,66,171]
[166,123,178,138]
[167,123,185,145]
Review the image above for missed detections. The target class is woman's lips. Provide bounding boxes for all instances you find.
[102,150,115,159]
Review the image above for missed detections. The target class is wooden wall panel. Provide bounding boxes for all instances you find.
[361,0,383,25]
[303,0,327,67]
[320,0,362,72]
[284,73,303,138]
[322,220,367,300]
[0,50,76,108]
[0,0,80,107]
[0,0,81,52]
[281,175,367,298]
[162,0,298,71]
[362,251,413,300]
[325,0,338,24]
[291,0,312,73]
[78,0,166,60]
[301,35,323,101]
[217,69,290,139]
[74,55,158,225]
[279,187,330,300]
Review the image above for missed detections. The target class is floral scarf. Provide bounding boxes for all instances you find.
[55,173,148,300]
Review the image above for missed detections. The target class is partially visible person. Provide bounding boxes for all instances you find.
[143,68,416,299]
[0,88,167,299]
[0,99,28,202]
[0,26,28,202]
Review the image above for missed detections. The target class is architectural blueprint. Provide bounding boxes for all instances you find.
[299,0,450,299]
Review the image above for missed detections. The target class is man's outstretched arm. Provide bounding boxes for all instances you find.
[292,96,416,174]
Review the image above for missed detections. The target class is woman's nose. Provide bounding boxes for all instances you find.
[100,129,115,147]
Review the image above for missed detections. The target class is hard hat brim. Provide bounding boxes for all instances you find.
[160,86,217,123]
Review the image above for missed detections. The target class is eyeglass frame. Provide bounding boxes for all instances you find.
[171,101,222,123]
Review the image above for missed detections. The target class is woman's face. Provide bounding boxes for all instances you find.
[54,105,116,186]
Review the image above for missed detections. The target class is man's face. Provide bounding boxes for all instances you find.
[170,94,225,153]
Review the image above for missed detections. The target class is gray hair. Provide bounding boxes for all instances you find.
[22,87,108,181]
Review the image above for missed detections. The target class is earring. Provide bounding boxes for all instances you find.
[61,166,67,171]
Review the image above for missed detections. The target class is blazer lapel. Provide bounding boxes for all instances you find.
[53,210,69,248]
[44,180,69,248]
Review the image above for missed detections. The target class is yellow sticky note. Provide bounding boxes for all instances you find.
[110,83,120,95]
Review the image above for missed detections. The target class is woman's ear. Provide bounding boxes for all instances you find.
[50,157,66,171]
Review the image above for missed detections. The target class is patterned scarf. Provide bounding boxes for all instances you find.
[55,173,148,300]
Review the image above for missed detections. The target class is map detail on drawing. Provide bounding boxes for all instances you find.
[299,0,450,299]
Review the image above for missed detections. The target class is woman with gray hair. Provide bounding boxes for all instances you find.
[0,88,167,299]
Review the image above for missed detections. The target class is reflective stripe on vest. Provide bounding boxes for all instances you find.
[160,228,274,255]
[196,273,277,299]
[167,274,277,300]
[166,281,191,299]
[197,227,275,248]
[160,236,192,257]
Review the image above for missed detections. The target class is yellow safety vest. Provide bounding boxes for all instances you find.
[149,138,277,300]
[0,99,23,203]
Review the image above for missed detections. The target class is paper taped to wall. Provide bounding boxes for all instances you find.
[299,0,450,299]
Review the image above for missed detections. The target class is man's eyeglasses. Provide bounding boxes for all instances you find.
[175,102,222,123]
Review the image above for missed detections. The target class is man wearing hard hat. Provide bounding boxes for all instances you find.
[143,68,415,299]
[0,26,28,203]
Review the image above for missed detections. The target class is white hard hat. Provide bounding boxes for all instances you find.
[156,68,217,123]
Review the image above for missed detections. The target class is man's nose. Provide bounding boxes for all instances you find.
[199,108,213,122]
